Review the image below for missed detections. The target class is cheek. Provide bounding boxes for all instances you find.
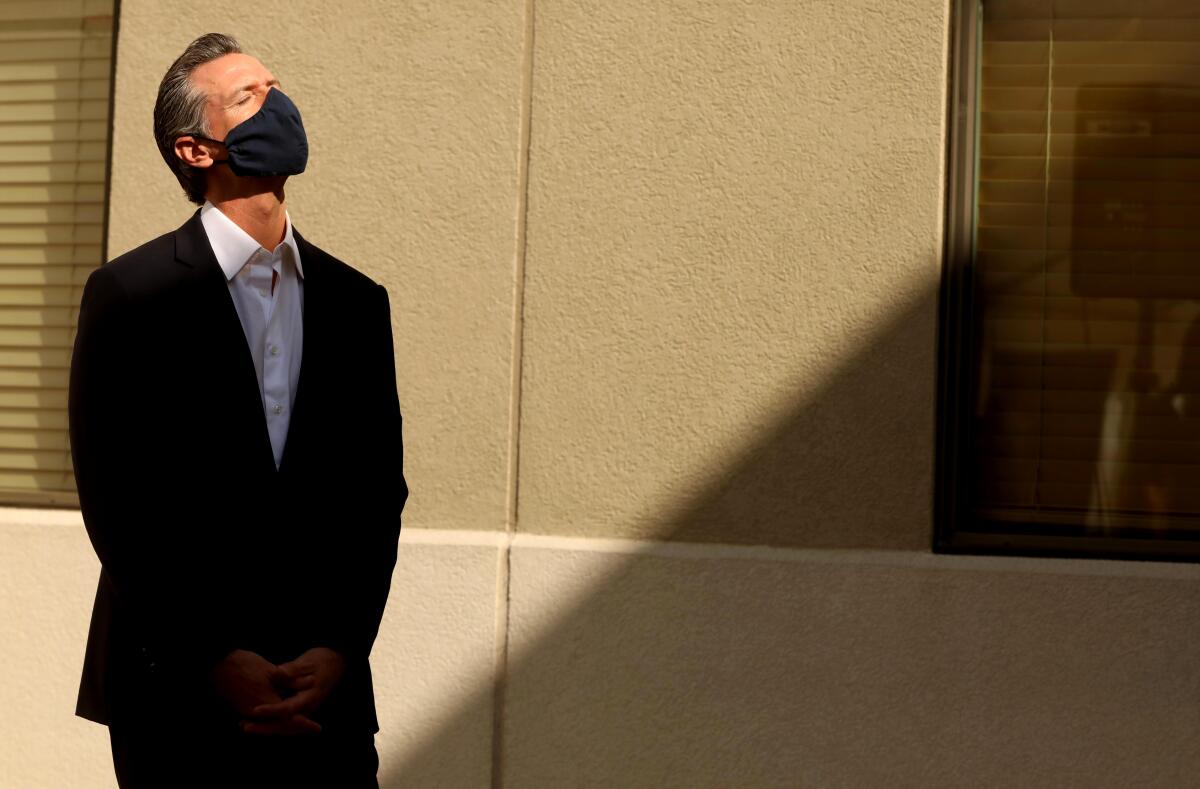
[243,94,269,120]
[222,101,261,135]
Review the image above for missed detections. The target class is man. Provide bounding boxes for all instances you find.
[69,33,406,787]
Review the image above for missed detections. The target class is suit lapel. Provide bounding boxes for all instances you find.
[172,208,328,477]
[173,210,275,475]
[279,226,324,475]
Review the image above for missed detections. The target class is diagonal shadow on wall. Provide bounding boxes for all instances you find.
[381,284,942,787]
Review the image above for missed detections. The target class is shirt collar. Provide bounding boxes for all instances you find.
[199,200,305,281]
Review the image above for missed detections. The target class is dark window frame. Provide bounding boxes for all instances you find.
[934,0,1200,563]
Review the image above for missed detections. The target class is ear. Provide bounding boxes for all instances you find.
[174,135,219,169]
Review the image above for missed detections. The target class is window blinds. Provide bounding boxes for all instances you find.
[0,0,113,505]
[974,0,1200,531]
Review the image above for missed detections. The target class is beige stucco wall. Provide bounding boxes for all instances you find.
[0,515,109,788]
[105,0,947,549]
[502,541,1200,787]
[0,513,501,789]
[7,0,1200,787]
[518,0,948,549]
[107,1,526,534]
[10,519,1200,788]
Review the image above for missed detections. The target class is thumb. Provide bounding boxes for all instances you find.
[291,674,318,690]
[268,662,296,686]
[276,660,316,685]
[276,660,301,678]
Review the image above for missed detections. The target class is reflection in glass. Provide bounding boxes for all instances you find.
[972,1,1200,536]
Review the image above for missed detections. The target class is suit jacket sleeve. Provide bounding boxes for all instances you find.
[69,264,239,674]
[313,282,407,663]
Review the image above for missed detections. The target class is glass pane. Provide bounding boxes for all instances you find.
[0,3,115,502]
[972,0,1200,536]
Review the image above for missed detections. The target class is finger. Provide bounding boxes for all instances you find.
[275,660,313,682]
[240,713,321,734]
[252,689,318,719]
[289,674,317,690]
[267,664,291,686]
[269,669,296,692]
[240,714,322,736]
[275,670,317,691]
[240,719,280,735]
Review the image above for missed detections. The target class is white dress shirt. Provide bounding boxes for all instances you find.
[199,200,304,469]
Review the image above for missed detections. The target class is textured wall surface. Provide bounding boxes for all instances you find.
[11,0,1195,787]
[0,514,500,788]
[107,1,526,532]
[12,519,1200,788]
[503,542,1200,788]
[0,515,111,788]
[517,0,948,548]
[374,539,500,788]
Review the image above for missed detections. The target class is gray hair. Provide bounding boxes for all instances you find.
[153,33,243,205]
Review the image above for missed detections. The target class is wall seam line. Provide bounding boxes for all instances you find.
[494,0,536,786]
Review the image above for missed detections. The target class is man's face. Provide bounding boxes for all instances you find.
[190,53,279,143]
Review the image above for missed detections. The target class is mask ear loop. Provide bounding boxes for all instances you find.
[181,134,231,166]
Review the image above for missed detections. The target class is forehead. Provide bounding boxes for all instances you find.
[190,53,276,100]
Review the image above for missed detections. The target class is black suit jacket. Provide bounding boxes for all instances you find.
[69,209,407,733]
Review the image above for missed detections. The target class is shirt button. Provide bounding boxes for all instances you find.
[273,403,283,415]
[269,345,279,356]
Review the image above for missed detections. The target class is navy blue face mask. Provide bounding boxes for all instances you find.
[190,87,308,177]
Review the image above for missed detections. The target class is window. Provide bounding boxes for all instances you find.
[938,0,1200,560]
[0,1,116,506]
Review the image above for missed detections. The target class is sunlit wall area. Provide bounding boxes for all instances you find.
[4,0,1200,786]
[518,0,947,550]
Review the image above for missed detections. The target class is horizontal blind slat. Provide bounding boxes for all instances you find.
[963,1,1200,22]
[0,79,110,103]
[0,245,102,265]
[0,185,104,203]
[0,225,103,244]
[0,101,108,123]
[0,205,104,224]
[0,59,110,82]
[0,162,106,184]
[0,122,108,144]
[0,39,108,63]
[0,142,107,163]
[0,1,104,22]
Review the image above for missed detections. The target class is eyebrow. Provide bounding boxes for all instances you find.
[226,78,280,103]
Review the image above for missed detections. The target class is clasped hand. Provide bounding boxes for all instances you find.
[210,647,346,736]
